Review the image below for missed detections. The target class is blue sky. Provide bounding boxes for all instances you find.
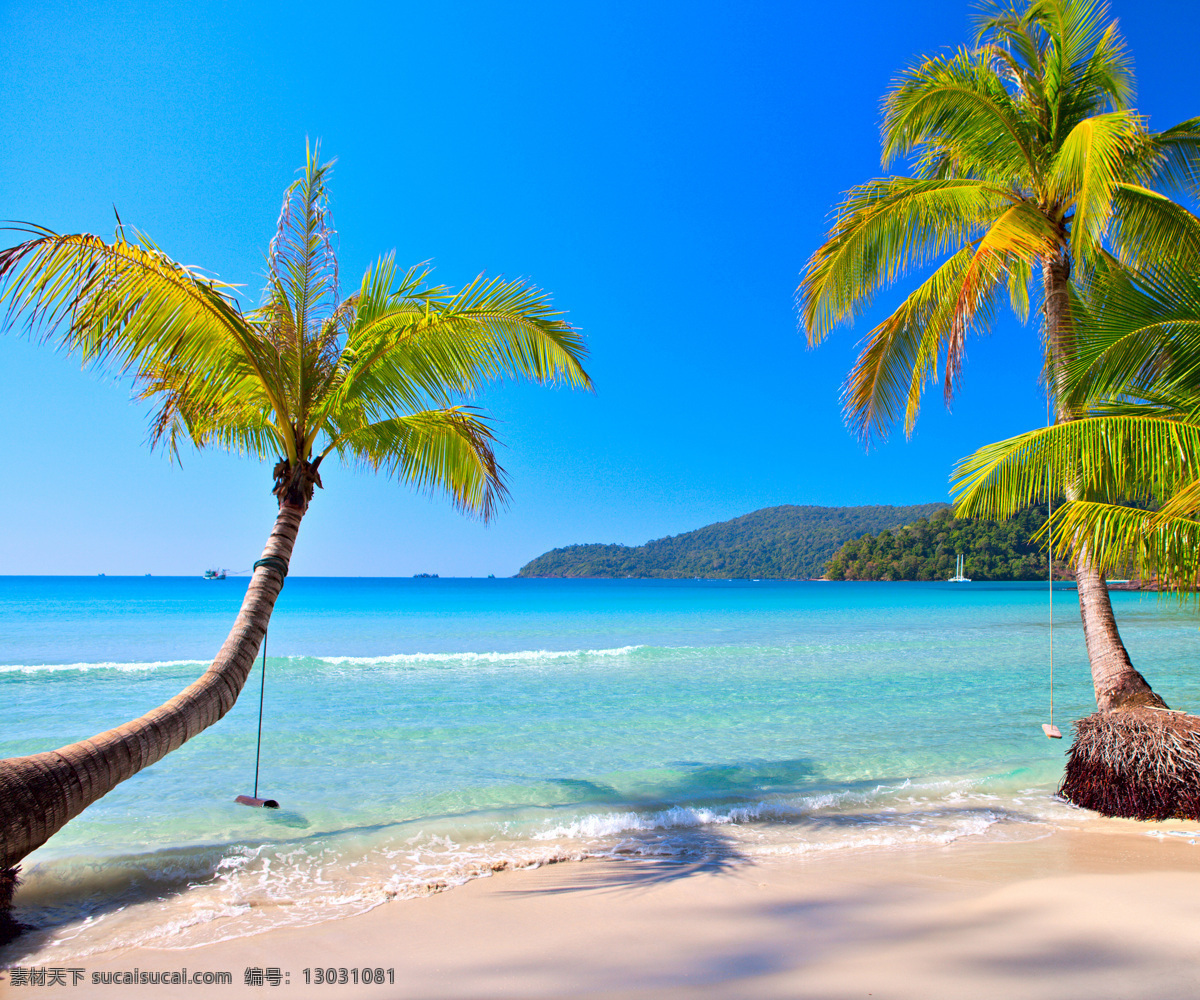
[2,0,1198,576]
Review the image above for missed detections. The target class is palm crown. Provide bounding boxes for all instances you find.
[798,0,1200,439]
[1,147,590,516]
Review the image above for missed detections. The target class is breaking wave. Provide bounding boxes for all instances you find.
[1,647,647,674]
[0,659,204,675]
[312,645,646,666]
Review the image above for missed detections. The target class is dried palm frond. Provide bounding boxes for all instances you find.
[1061,709,1200,820]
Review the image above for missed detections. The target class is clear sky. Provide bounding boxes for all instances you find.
[2,0,1198,577]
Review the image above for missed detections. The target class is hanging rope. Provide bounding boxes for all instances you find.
[249,556,287,794]
[1044,392,1061,738]
[234,562,287,806]
[255,633,270,797]
[1048,455,1054,731]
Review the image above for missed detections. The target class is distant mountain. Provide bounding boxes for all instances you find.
[517,503,951,580]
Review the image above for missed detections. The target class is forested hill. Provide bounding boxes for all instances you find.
[823,506,1058,581]
[517,504,950,579]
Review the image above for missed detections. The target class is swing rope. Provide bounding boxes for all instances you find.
[1044,391,1061,738]
[235,559,288,806]
[253,629,267,800]
[1048,458,1054,730]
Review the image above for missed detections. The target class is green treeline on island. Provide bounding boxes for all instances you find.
[823,506,1064,581]
[517,504,950,579]
[519,503,1070,581]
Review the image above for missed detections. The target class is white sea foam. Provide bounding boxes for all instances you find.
[9,776,1063,965]
[1148,830,1200,843]
[311,645,645,666]
[1,646,646,675]
[528,779,990,843]
[0,659,204,675]
[534,800,810,839]
[750,811,1007,856]
[531,777,1059,845]
[11,837,594,961]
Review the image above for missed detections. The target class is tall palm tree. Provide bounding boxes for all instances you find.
[952,246,1200,820]
[797,0,1200,712]
[0,150,591,894]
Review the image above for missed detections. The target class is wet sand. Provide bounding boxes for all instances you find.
[7,821,1200,999]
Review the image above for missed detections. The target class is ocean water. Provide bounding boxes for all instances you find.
[4,576,1199,959]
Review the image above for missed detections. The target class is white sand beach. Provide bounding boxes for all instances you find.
[10,820,1200,999]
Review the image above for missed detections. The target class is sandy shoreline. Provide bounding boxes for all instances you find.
[6,819,1200,998]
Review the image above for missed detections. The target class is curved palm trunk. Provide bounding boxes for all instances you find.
[1074,547,1165,709]
[1043,253,1165,711]
[0,501,304,874]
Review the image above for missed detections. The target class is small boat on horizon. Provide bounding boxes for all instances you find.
[948,554,971,583]
[203,569,227,580]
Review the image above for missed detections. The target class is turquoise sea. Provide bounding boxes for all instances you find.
[5,576,1199,958]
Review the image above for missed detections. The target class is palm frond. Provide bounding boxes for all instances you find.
[263,143,340,425]
[307,266,589,448]
[417,272,591,386]
[1045,499,1200,589]
[0,226,243,365]
[1066,251,1200,406]
[324,407,507,521]
[842,246,976,441]
[1106,184,1200,273]
[953,415,1200,519]
[1028,0,1130,135]
[1149,476,1200,525]
[881,48,1036,180]
[137,348,284,461]
[1049,110,1146,256]
[975,4,1045,78]
[798,178,1010,341]
[841,201,1054,440]
[266,144,339,336]
[1142,117,1200,200]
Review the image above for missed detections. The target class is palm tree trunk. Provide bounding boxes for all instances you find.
[0,501,304,875]
[1043,253,1165,711]
[1073,546,1165,709]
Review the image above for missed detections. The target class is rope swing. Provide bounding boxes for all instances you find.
[1043,394,1062,740]
[236,630,280,807]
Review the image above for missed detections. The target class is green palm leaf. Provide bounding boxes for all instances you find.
[881,48,1036,179]
[325,407,506,521]
[953,415,1200,518]
[799,178,1009,340]
[1049,110,1146,256]
[1044,500,1200,589]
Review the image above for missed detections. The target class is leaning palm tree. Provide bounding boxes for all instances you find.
[797,0,1200,713]
[0,150,591,914]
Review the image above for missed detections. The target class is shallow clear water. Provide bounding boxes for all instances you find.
[4,576,1199,957]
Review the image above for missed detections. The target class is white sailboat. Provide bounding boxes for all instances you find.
[948,553,971,583]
